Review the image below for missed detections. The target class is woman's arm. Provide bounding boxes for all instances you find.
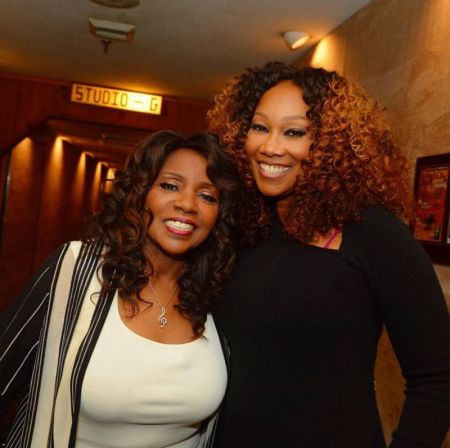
[0,244,67,414]
[360,207,450,447]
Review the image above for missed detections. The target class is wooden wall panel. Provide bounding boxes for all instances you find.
[32,140,93,270]
[0,151,10,239]
[0,137,112,311]
[0,73,210,153]
[0,138,46,312]
[0,77,57,153]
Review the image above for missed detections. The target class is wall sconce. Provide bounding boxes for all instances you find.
[283,31,310,50]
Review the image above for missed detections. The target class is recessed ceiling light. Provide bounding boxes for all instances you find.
[90,0,140,8]
[283,31,310,50]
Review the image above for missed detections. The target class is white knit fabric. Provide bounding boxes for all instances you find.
[77,293,227,448]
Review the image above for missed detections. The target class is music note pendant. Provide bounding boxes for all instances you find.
[158,307,168,328]
[148,279,178,330]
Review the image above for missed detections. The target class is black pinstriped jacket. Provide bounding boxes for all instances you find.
[0,242,230,447]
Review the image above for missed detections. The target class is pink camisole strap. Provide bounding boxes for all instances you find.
[322,228,340,249]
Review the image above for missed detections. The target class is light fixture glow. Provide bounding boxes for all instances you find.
[283,31,310,50]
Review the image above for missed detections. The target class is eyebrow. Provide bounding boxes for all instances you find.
[253,111,308,122]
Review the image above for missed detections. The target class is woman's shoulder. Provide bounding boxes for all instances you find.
[346,205,411,238]
[64,240,104,260]
[361,205,405,223]
[341,205,415,261]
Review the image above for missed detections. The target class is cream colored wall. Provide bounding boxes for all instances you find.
[297,0,450,171]
[294,0,450,445]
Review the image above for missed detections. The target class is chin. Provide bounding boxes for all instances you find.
[255,182,292,198]
[253,173,296,198]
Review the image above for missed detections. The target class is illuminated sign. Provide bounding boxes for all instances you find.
[71,83,162,115]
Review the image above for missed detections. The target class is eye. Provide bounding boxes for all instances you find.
[249,123,268,133]
[159,182,178,192]
[198,192,218,204]
[284,128,307,137]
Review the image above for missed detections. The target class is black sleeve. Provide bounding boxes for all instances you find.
[353,207,450,447]
[0,244,68,414]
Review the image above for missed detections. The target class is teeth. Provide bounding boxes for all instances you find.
[165,220,194,231]
[259,162,290,175]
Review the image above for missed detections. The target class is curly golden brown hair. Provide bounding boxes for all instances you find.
[207,61,411,245]
[87,130,240,336]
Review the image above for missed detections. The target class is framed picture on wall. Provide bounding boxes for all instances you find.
[413,153,450,264]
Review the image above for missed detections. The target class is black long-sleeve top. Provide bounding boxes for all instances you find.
[213,206,450,447]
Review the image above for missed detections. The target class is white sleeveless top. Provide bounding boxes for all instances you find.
[76,293,227,448]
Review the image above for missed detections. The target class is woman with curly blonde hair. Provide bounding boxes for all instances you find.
[208,62,450,447]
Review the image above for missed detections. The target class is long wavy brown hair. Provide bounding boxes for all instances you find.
[207,61,411,245]
[87,130,240,336]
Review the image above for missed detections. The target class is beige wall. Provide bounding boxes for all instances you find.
[294,0,450,445]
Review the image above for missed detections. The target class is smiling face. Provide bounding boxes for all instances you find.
[244,80,312,199]
[144,148,220,260]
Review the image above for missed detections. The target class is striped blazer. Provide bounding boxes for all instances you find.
[0,241,228,447]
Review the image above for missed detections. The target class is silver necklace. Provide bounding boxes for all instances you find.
[148,280,178,329]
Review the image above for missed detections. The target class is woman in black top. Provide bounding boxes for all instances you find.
[207,62,450,447]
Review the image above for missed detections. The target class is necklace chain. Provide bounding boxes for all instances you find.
[148,280,178,329]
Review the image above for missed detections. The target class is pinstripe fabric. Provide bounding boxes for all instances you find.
[1,244,69,448]
[0,242,104,447]
[0,241,229,448]
[47,243,104,448]
[22,244,69,448]
[5,388,29,447]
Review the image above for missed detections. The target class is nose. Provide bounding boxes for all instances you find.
[259,132,286,157]
[173,190,198,214]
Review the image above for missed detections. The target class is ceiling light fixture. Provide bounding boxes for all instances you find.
[283,31,310,50]
[89,18,135,42]
[89,0,140,8]
[88,18,135,54]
